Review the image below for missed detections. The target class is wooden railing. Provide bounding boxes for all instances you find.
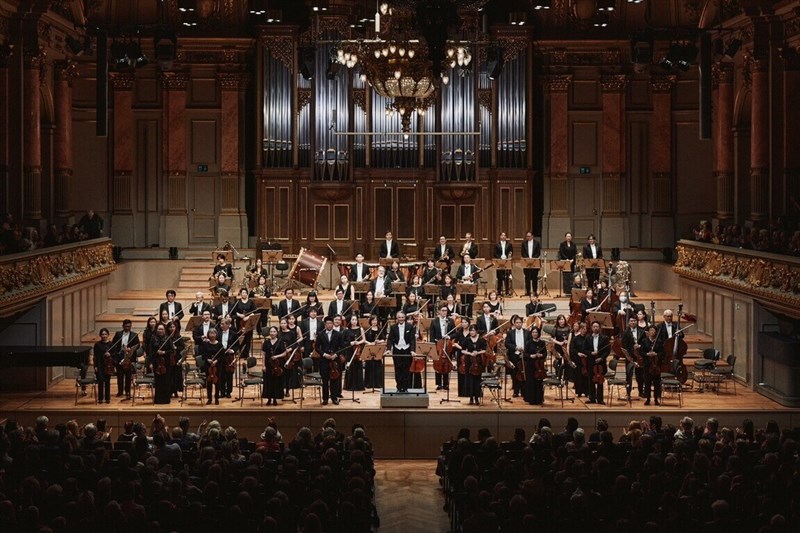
[0,238,116,318]
[673,240,800,312]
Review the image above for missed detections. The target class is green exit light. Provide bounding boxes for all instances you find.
[579,167,591,174]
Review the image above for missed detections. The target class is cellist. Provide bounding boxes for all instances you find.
[504,315,530,398]
[453,316,472,398]
[620,315,645,400]
[523,327,547,405]
[641,324,664,406]
[430,305,456,391]
[587,320,611,405]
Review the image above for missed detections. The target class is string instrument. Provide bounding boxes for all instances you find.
[567,299,582,327]
[515,350,527,382]
[432,323,459,374]
[328,339,353,381]
[456,330,470,374]
[611,336,641,367]
[284,331,308,370]
[222,330,245,373]
[120,335,137,371]
[650,300,656,325]
[269,344,286,378]
[104,349,116,376]
[205,342,224,384]
[662,325,693,383]
[531,342,548,380]
[482,319,509,370]
[647,324,664,377]
[467,345,485,377]
[153,334,174,376]
[345,329,366,370]
[592,362,605,384]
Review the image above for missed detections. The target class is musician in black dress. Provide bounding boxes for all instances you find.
[262,326,286,406]
[363,315,386,388]
[453,317,472,397]
[504,315,530,398]
[111,319,140,400]
[440,274,457,302]
[200,328,224,405]
[304,291,325,318]
[344,314,366,392]
[520,231,541,296]
[150,324,175,405]
[641,324,664,406]
[387,260,405,308]
[387,311,417,393]
[558,231,577,294]
[586,320,611,405]
[336,275,355,302]
[430,305,456,391]
[580,288,598,322]
[360,291,377,318]
[570,322,588,397]
[211,273,231,297]
[524,327,547,405]
[422,258,441,285]
[93,328,113,404]
[316,317,343,405]
[166,321,184,398]
[213,253,234,280]
[460,324,486,405]
[234,288,257,361]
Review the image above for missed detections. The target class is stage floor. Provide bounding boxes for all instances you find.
[3,373,798,458]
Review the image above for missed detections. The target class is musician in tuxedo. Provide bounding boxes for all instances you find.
[349,252,371,282]
[379,230,400,259]
[458,232,479,263]
[111,319,140,400]
[388,311,417,393]
[493,232,513,296]
[371,266,392,321]
[586,320,611,405]
[526,293,547,318]
[582,234,603,288]
[157,289,183,329]
[455,255,480,317]
[429,305,456,390]
[641,324,664,406]
[621,315,646,399]
[277,288,302,320]
[504,315,531,397]
[476,302,499,336]
[315,316,343,405]
[657,308,683,345]
[328,288,353,320]
[300,308,323,360]
[524,327,548,405]
[188,291,212,317]
[558,232,577,295]
[217,319,240,398]
[192,310,217,346]
[434,236,455,276]
[234,288,257,360]
[520,231,541,296]
[213,253,234,280]
[213,291,233,321]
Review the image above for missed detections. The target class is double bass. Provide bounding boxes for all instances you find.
[432,324,458,374]
[662,303,690,383]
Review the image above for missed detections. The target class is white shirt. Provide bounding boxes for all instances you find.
[167,302,176,318]
[336,299,344,313]
[464,264,472,278]
[440,245,447,257]
[665,322,674,338]
[484,315,493,331]
[221,330,230,346]
[121,332,130,346]
[589,244,597,258]
[202,323,211,336]
[385,240,393,258]
[515,328,524,350]
[375,277,385,297]
[527,240,534,257]
[396,324,409,350]
[355,264,365,281]
[593,334,599,352]
[499,241,508,259]
[220,303,229,316]
[309,321,317,337]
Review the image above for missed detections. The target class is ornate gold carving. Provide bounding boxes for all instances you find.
[600,74,627,92]
[649,74,676,93]
[217,72,249,91]
[717,62,734,84]
[297,88,312,113]
[260,34,294,71]
[674,242,800,310]
[352,89,366,113]
[477,88,492,113]
[160,71,189,91]
[741,53,752,89]
[54,60,78,84]
[542,74,571,93]
[0,240,116,316]
[496,36,527,63]
[109,71,135,91]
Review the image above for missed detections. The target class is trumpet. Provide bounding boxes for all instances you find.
[460,241,471,256]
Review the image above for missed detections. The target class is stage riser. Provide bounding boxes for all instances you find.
[2,407,798,459]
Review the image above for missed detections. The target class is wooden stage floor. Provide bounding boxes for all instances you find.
[3,373,798,458]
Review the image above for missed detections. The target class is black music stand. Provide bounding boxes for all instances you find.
[415,342,435,394]
[456,282,477,317]
[342,349,362,404]
[262,250,283,291]
[185,315,204,334]
[352,281,371,300]
[496,359,514,404]
[434,345,460,405]
[551,260,572,298]
[492,258,515,297]
[587,312,614,334]
[362,344,384,394]
[378,258,395,268]
[376,296,396,322]
[519,258,542,297]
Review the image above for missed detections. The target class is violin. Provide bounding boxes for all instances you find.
[121,345,134,371]
[205,343,221,384]
[469,349,483,377]
[104,350,116,376]
[515,352,527,382]
[581,352,589,377]
[411,353,426,373]
[592,362,605,384]
[532,344,547,380]
[329,358,342,381]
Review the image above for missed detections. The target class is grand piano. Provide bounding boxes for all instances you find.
[0,346,88,369]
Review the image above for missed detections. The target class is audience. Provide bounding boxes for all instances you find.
[438,416,799,532]
[0,212,102,255]
[693,217,800,257]
[0,415,378,532]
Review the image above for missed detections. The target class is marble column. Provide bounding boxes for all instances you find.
[0,49,8,214]
[600,74,627,247]
[161,71,189,247]
[750,56,770,222]
[783,50,800,214]
[715,63,735,221]
[23,51,44,220]
[109,72,135,246]
[217,71,249,246]
[53,61,77,220]
[543,74,571,245]
[650,74,676,247]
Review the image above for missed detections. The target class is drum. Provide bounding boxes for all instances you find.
[288,248,327,288]
[609,260,631,292]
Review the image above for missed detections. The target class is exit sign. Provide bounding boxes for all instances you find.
[579,167,591,174]
[197,164,209,172]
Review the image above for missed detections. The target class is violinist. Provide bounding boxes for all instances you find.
[388,311,417,393]
[300,308,323,370]
[621,316,645,400]
[486,290,504,318]
[459,324,486,405]
[277,288,302,320]
[580,289,598,322]
[476,302,499,336]
[344,314,366,392]
[453,316,472,397]
[504,315,531,398]
[200,328,223,404]
[364,315,386,388]
[158,309,173,332]
[406,275,425,302]
[261,326,286,406]
[192,310,216,346]
[443,294,458,317]
[525,293,545,319]
[524,327,547,405]
[211,272,231,297]
[111,319,140,400]
[586,320,611,405]
[282,315,304,396]
[635,309,649,330]
[328,288,353,320]
[189,291,212,317]
[250,275,271,299]
[335,275,355,302]
[422,258,441,285]
[641,324,664,406]
[360,291,378,319]
[348,252,371,282]
[440,274,457,301]
[552,314,572,380]
[166,321,185,398]
[213,291,232,321]
[93,328,113,404]
[150,323,174,405]
[456,255,479,317]
[402,291,421,316]
[142,316,158,353]
[430,305,456,391]
[213,253,234,280]
[217,319,239,399]
[435,235,455,276]
[316,316,343,405]
[570,322,588,397]
[234,288,257,360]
[303,291,325,319]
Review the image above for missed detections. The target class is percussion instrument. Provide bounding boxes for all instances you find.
[287,248,327,288]
[609,260,631,292]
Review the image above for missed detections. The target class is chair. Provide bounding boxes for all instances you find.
[543,364,572,407]
[660,360,683,407]
[75,366,98,405]
[710,354,736,394]
[239,356,264,406]
[605,358,629,406]
[480,367,502,407]
[132,361,155,405]
[300,357,323,406]
[182,358,207,405]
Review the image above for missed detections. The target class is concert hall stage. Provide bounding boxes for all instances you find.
[2,375,796,459]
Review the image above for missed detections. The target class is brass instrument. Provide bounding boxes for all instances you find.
[460,240,472,257]
[575,252,586,290]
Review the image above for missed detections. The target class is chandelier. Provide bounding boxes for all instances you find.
[334,1,475,133]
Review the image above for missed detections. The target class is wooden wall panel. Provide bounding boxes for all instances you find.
[628,119,649,215]
[191,120,218,164]
[571,80,600,108]
[441,205,456,238]
[333,205,350,240]
[278,187,290,239]
[499,187,511,234]
[513,187,526,238]
[460,205,475,238]
[300,186,309,240]
[374,188,393,238]
[189,78,219,107]
[356,187,363,241]
[570,121,599,167]
[396,188,415,239]
[135,77,160,107]
[314,204,330,240]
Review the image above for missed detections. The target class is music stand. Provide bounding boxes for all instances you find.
[492,258,514,297]
[352,281,371,297]
[418,316,432,334]
[587,312,614,332]
[391,281,407,295]
[456,282,477,316]
[585,258,605,270]
[185,315,204,333]
[342,347,362,403]
[437,346,460,404]
[415,342,435,394]
[378,258,395,268]
[551,260,573,298]
[571,288,587,302]
[358,317,371,330]
[424,284,441,314]
[362,344,384,394]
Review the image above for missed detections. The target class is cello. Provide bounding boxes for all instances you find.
[432,323,459,375]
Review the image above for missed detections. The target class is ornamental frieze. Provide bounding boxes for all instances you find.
[673,241,800,309]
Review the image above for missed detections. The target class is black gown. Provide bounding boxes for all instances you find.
[462,335,486,402]
[453,329,470,397]
[281,327,302,392]
[150,334,175,404]
[262,338,286,400]
[363,327,385,388]
[343,327,365,391]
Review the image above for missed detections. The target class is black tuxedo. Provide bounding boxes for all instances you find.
[158,301,183,322]
[586,333,611,403]
[277,298,302,320]
[217,327,241,396]
[379,239,400,259]
[434,244,455,274]
[188,301,212,317]
[520,239,542,295]
[429,317,456,343]
[111,331,140,360]
[192,321,217,346]
[455,263,479,316]
[582,244,603,286]
[328,299,354,319]
[493,241,513,259]
[388,322,418,392]
[621,325,646,396]
[300,318,323,357]
[349,262,371,282]
[111,330,140,397]
[582,244,603,259]
[455,263,480,282]
[476,314,499,335]
[213,301,233,321]
[493,241,513,294]
[315,328,343,403]
[558,240,578,294]
[505,326,531,396]
[459,242,479,262]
